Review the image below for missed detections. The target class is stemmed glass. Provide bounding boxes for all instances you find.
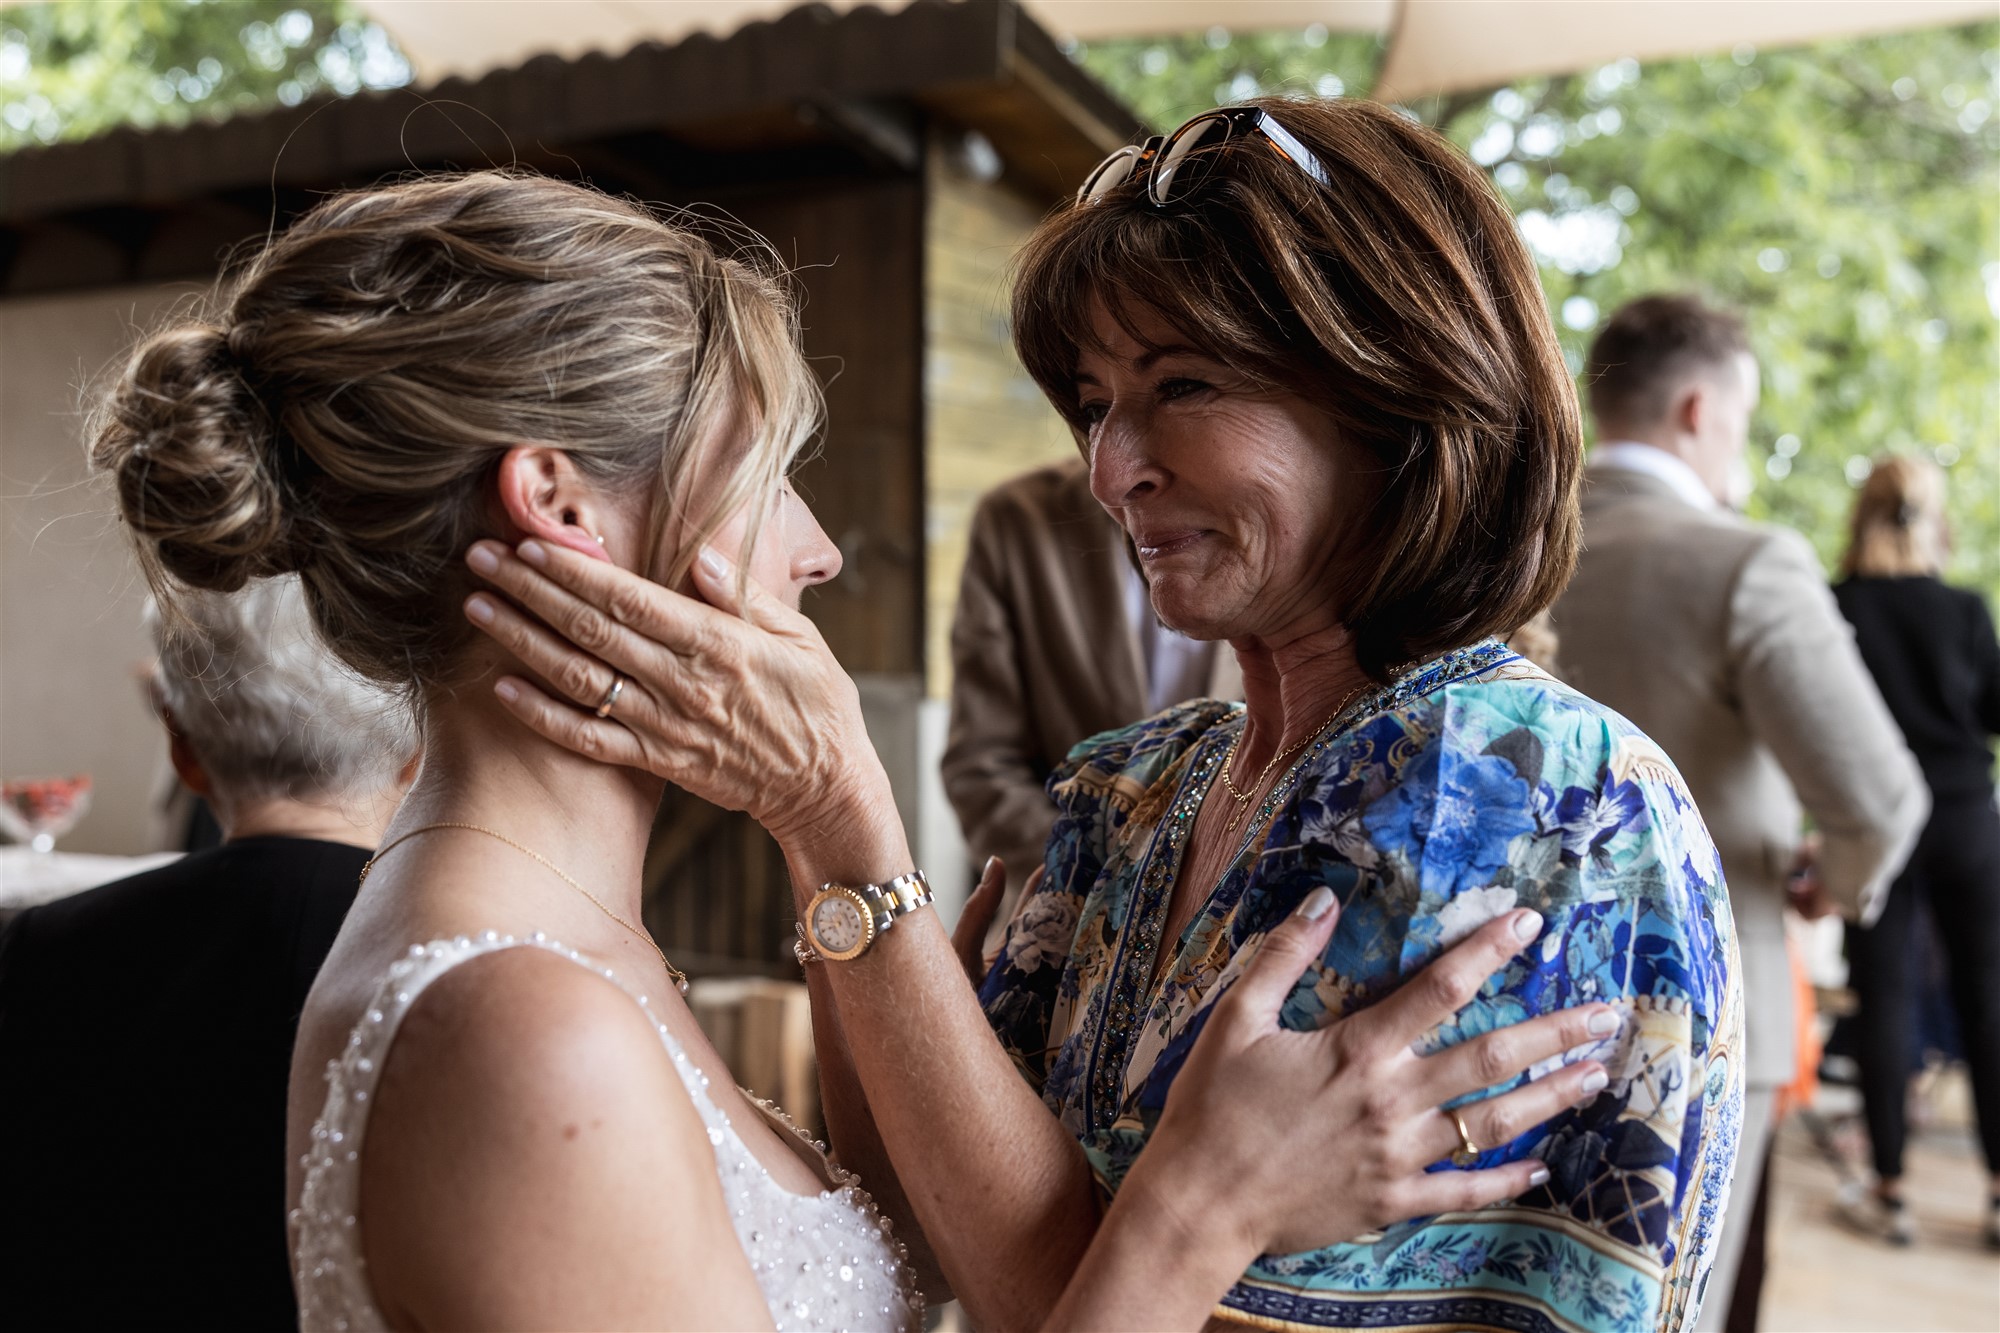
[0,775,93,854]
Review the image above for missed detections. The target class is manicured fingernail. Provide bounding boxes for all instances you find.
[1580,1067,1608,1096]
[1512,909,1543,941]
[494,679,519,703]
[463,594,494,625]
[1298,886,1336,920]
[1527,1165,1551,1187]
[698,546,729,579]
[982,854,1000,878]
[1587,1008,1619,1037]
[518,539,547,567]
[465,542,500,575]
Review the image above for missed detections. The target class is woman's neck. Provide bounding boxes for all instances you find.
[391,682,665,925]
[219,791,399,849]
[1228,619,1373,773]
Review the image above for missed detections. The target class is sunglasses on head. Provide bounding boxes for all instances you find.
[1076,105,1331,208]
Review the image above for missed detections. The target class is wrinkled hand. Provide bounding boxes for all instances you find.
[461,539,887,846]
[1139,891,1614,1258]
[952,858,1034,986]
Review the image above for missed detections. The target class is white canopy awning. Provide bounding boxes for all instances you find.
[348,3,1389,86]
[1369,0,1996,103]
[353,0,1994,102]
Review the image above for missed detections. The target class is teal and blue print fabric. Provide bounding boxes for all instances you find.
[978,641,1744,1333]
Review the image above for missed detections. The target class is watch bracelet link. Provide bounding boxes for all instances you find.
[875,869,933,917]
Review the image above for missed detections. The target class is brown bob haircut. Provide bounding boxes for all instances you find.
[1012,96,1582,682]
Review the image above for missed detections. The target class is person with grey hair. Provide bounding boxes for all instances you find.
[0,576,417,1332]
[149,576,419,845]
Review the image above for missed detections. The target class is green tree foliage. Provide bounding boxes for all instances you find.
[1078,24,2000,598]
[0,0,408,152]
[1073,22,1383,125]
[5,8,1989,593]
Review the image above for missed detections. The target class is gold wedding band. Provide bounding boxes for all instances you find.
[1448,1108,1480,1168]
[593,673,627,719]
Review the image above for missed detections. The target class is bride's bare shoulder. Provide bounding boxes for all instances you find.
[375,946,686,1130]
[356,947,757,1327]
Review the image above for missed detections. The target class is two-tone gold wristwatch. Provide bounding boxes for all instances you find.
[800,870,933,962]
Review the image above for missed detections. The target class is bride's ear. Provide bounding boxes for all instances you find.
[494,445,614,563]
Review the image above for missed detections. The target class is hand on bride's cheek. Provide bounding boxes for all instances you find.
[691,482,842,612]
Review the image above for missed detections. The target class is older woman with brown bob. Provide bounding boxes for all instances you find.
[470,97,1743,1331]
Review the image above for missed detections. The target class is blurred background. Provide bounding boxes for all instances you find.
[1,2,1991,594]
[0,4,1993,1327]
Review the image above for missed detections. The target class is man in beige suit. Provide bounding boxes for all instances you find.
[943,458,1241,924]
[1553,295,1927,1331]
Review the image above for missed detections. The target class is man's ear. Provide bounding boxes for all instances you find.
[1671,381,1707,439]
[493,445,614,563]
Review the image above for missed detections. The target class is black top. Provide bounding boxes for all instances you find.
[0,836,365,1331]
[1834,574,2000,801]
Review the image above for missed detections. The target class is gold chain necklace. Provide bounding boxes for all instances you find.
[1217,683,1369,831]
[360,822,689,994]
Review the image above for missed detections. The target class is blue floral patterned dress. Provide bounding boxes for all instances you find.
[979,640,1743,1333]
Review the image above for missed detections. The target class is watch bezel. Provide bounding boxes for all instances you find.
[805,885,877,962]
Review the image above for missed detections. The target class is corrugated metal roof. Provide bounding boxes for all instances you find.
[0,0,1138,226]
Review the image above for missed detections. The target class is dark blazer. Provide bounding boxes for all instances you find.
[0,836,365,1330]
[1834,574,2000,802]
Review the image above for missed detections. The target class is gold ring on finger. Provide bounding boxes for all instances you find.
[1448,1107,1480,1168]
[593,673,628,719]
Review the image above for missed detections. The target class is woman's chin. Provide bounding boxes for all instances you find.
[1148,587,1236,642]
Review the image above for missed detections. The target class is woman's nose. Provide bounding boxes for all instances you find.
[1087,420,1167,509]
[796,513,842,587]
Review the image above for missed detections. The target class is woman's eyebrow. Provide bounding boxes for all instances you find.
[1135,344,1209,369]
[1074,345,1217,385]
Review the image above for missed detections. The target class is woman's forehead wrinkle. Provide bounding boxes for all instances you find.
[1108,292,1235,369]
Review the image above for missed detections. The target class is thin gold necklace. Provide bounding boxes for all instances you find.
[1217,683,1369,831]
[361,822,689,994]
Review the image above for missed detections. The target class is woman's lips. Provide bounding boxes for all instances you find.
[1134,530,1207,561]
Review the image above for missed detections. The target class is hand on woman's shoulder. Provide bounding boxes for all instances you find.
[1251,662,1740,1324]
[358,946,772,1331]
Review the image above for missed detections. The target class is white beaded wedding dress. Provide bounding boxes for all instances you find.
[291,933,925,1333]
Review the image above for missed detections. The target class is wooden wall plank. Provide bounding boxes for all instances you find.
[731,177,926,676]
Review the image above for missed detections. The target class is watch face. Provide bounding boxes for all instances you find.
[811,893,869,957]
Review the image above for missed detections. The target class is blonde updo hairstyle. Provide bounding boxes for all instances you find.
[92,170,820,697]
[1841,452,1950,579]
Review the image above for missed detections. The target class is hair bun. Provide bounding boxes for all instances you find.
[92,321,300,591]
